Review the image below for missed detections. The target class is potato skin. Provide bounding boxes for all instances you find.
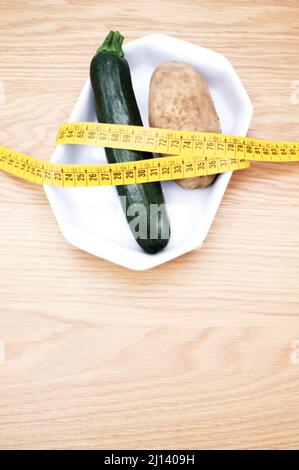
[149,61,221,189]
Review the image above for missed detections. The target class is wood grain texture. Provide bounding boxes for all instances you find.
[0,0,299,450]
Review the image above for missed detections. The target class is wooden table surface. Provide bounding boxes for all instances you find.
[0,0,298,450]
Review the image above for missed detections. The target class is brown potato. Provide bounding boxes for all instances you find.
[149,61,221,189]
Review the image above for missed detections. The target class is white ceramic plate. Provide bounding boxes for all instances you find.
[44,34,253,270]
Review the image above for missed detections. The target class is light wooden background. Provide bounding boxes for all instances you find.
[0,0,298,450]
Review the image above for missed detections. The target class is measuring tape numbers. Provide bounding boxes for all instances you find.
[0,122,298,187]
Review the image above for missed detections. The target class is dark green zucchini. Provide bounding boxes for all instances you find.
[90,31,170,254]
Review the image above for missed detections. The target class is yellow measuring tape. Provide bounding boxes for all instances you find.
[0,122,298,187]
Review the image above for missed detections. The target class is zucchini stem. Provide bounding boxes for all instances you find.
[97,31,124,58]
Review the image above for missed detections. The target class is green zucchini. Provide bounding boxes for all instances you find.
[90,31,170,254]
